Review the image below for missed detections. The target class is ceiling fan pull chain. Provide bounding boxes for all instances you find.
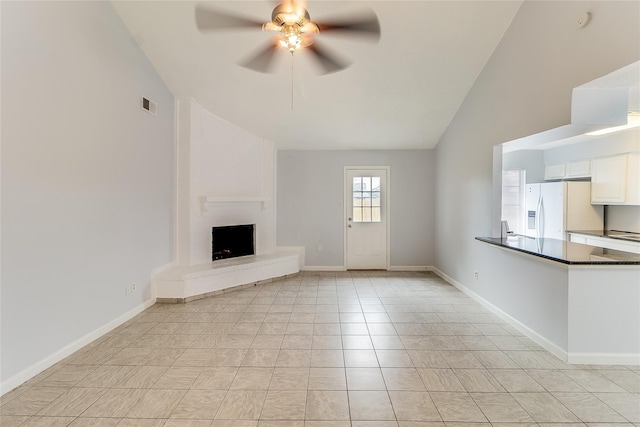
[291,52,294,111]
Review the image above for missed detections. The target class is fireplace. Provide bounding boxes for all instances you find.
[212,224,255,261]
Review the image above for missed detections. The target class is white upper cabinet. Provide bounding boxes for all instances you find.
[591,155,627,203]
[544,163,566,180]
[591,153,640,205]
[544,160,591,180]
[565,160,591,178]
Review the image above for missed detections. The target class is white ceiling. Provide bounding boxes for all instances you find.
[112,1,522,150]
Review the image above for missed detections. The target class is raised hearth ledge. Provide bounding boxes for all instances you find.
[153,251,300,303]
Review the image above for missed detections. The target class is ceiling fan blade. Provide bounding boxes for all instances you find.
[195,4,264,31]
[315,9,381,41]
[239,42,281,73]
[306,42,349,75]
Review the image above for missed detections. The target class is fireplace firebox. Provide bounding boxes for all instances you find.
[212,224,255,261]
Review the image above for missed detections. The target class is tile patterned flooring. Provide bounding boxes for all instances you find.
[2,271,639,427]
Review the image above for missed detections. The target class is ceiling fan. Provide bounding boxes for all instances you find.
[195,1,381,74]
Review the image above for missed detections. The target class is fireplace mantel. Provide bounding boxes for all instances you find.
[199,196,271,214]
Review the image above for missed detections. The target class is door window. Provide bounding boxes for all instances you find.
[353,176,381,223]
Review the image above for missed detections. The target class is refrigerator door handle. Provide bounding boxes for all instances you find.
[539,196,545,238]
[536,194,542,239]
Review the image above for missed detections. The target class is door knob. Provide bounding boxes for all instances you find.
[348,217,352,222]
[348,224,352,228]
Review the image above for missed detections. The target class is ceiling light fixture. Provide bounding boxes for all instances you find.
[195,1,380,75]
[267,4,318,54]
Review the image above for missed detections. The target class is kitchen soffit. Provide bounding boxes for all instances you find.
[502,60,640,153]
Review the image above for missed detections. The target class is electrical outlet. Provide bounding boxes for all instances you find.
[474,271,479,280]
[125,283,136,296]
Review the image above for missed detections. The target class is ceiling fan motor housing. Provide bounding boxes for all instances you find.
[271,4,310,26]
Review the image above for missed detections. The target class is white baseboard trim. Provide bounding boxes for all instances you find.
[1,298,156,396]
[432,267,568,362]
[301,266,347,272]
[388,266,433,272]
[302,266,434,272]
[568,352,640,365]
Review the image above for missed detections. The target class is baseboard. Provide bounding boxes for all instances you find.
[432,267,568,362]
[302,266,433,272]
[567,353,640,365]
[0,297,156,396]
[388,266,433,272]
[301,266,347,271]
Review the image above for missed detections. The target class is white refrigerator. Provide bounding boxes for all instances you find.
[524,181,604,240]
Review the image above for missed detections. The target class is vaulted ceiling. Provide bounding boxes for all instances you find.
[112,1,522,149]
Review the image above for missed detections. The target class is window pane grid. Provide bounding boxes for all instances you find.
[501,169,525,235]
[352,176,382,223]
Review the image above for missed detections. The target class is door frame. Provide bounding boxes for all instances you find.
[343,166,391,270]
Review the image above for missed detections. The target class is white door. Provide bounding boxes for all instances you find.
[345,168,388,270]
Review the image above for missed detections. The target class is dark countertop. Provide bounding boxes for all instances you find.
[476,236,640,265]
[569,229,640,243]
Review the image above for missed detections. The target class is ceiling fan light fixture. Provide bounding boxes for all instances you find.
[279,26,303,52]
[269,4,319,53]
[194,1,381,74]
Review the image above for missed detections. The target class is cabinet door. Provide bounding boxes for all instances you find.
[591,155,627,204]
[544,164,566,180]
[566,160,591,178]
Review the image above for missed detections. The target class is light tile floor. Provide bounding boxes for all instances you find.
[2,271,639,427]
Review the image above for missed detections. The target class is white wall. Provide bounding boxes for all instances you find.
[442,245,570,357]
[174,99,275,266]
[1,2,174,388]
[568,266,640,360]
[502,150,545,183]
[434,2,639,307]
[606,205,640,233]
[277,150,435,268]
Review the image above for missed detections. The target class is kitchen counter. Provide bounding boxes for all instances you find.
[569,229,640,242]
[568,230,640,255]
[475,236,640,264]
[475,235,640,364]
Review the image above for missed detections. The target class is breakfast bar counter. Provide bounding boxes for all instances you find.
[475,236,640,264]
[474,236,640,365]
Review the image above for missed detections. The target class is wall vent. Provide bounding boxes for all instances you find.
[141,96,157,116]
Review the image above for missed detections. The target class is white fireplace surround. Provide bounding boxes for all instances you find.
[154,251,301,302]
[153,98,300,301]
